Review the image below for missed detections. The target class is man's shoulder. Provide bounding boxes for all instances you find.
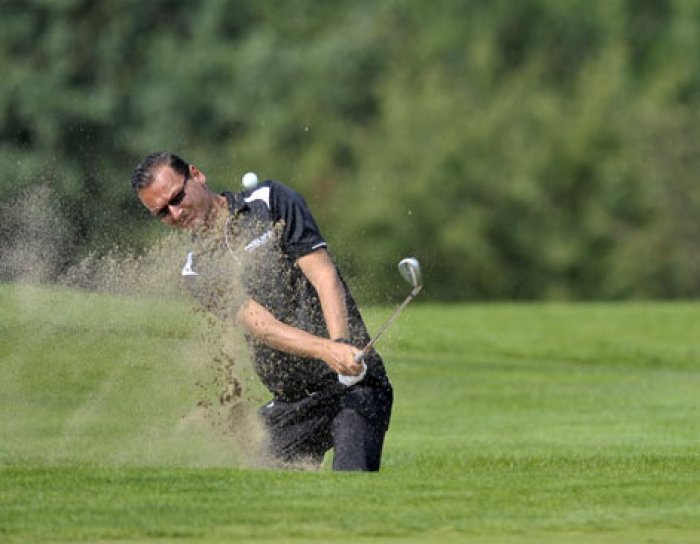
[242,181,273,209]
[221,181,275,218]
[238,179,292,206]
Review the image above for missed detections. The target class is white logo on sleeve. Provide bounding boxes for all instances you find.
[244,186,271,208]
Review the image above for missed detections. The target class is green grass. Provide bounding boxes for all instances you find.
[2,283,700,543]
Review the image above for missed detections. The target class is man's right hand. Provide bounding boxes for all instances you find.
[322,340,365,376]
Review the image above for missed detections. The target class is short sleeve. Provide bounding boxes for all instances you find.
[269,181,327,260]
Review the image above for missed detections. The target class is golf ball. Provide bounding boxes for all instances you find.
[242,171,259,189]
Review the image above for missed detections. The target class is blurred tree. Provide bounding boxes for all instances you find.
[1,0,700,300]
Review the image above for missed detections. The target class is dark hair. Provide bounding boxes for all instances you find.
[130,151,189,192]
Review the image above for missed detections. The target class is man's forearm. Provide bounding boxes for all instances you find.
[236,299,329,359]
[235,298,363,376]
[315,273,348,340]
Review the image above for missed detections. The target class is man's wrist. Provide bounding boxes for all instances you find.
[333,337,353,345]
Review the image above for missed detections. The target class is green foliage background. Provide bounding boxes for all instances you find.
[2,0,700,301]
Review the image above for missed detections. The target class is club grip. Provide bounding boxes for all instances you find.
[338,361,367,386]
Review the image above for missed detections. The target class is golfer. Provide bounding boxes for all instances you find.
[131,151,393,471]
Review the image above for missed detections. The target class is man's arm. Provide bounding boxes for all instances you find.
[235,298,364,376]
[258,182,364,376]
[268,182,348,340]
[296,248,349,342]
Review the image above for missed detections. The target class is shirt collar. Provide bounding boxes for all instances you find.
[223,191,248,216]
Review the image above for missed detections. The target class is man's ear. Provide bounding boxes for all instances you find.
[189,164,207,185]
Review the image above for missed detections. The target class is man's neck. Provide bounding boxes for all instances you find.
[202,193,229,228]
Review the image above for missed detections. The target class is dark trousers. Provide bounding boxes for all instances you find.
[258,384,393,471]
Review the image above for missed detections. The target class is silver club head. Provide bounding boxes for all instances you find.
[398,257,422,289]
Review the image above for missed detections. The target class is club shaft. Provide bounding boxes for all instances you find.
[356,285,422,360]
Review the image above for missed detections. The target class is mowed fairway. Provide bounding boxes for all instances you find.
[2,283,700,543]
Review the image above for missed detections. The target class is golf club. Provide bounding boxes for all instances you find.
[339,257,423,386]
[356,257,423,361]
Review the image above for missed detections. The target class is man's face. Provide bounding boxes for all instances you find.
[137,164,215,229]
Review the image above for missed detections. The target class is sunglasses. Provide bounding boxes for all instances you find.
[154,174,189,219]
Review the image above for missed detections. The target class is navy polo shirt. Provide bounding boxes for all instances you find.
[182,180,390,400]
